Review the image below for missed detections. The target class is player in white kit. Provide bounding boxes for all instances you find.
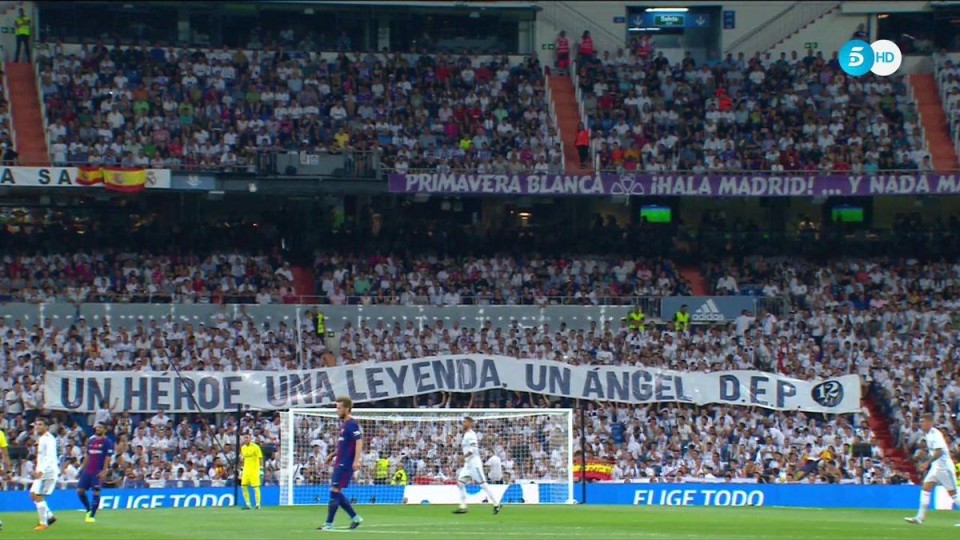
[453,416,502,515]
[905,413,960,525]
[30,418,59,531]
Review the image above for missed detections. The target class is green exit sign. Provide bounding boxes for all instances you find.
[541,43,556,50]
[804,41,818,49]
[653,14,685,27]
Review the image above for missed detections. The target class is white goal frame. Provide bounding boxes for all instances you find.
[280,407,575,506]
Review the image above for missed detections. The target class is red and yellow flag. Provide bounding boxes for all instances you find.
[573,459,615,481]
[103,168,147,193]
[76,166,104,186]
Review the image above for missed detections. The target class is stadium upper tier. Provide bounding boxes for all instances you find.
[31,42,937,175]
[575,48,931,173]
[35,43,559,173]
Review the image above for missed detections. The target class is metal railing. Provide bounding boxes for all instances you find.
[907,78,931,159]
[0,298,794,334]
[34,60,50,165]
[935,64,960,161]
[1,50,15,163]
[543,68,564,163]
[725,2,838,57]
[0,303,637,334]
[0,293,792,322]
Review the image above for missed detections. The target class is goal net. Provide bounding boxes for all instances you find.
[279,408,573,506]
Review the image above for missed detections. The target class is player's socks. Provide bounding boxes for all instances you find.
[90,494,100,518]
[479,483,499,507]
[254,487,261,508]
[918,490,931,521]
[338,492,357,519]
[326,494,340,524]
[242,486,252,508]
[35,501,48,526]
[78,492,90,512]
[457,482,467,508]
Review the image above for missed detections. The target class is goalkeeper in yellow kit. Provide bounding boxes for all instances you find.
[240,434,264,510]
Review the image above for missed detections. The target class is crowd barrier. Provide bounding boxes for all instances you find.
[0,483,944,512]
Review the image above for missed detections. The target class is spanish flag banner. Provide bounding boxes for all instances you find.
[76,166,104,186]
[573,459,615,481]
[103,168,147,193]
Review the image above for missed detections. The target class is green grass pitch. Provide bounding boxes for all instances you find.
[0,505,955,539]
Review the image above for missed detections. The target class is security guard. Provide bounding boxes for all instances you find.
[374,456,390,485]
[628,305,645,331]
[314,311,326,336]
[14,8,31,63]
[674,304,691,333]
[390,467,408,486]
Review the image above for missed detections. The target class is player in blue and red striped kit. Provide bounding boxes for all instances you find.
[77,423,114,524]
[319,396,364,531]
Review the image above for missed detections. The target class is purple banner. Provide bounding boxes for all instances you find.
[388,173,960,197]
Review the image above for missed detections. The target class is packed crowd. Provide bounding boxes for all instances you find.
[4,271,959,485]
[580,403,892,485]
[935,53,960,160]
[0,229,693,304]
[702,255,960,312]
[576,46,930,173]
[35,42,559,173]
[311,254,690,306]
[0,251,297,304]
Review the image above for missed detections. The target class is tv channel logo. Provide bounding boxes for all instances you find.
[839,39,902,77]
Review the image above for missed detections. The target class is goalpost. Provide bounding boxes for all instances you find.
[279,408,574,506]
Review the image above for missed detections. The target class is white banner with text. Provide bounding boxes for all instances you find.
[44,356,861,413]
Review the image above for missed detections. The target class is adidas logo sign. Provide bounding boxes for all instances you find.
[691,299,725,322]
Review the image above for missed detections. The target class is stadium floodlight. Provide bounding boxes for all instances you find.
[279,408,574,507]
[645,7,690,12]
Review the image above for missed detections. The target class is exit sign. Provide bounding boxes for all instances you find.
[653,14,685,27]
[804,41,818,49]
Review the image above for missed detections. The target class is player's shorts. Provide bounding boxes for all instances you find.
[331,465,353,490]
[457,462,486,484]
[241,471,261,488]
[78,471,102,491]
[924,466,958,491]
[30,477,57,497]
